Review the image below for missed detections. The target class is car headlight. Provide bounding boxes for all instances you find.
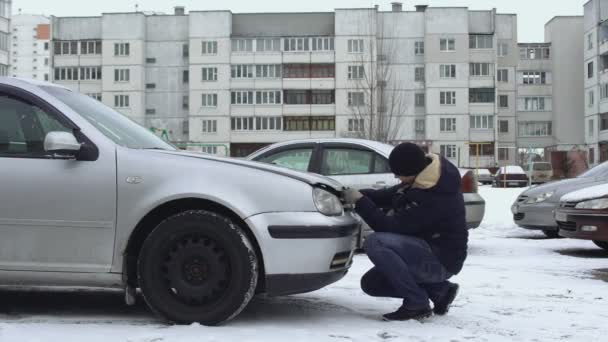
[312,188,343,216]
[525,191,555,204]
[575,198,608,210]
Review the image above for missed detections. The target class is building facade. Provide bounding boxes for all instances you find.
[0,0,11,76]
[584,0,608,166]
[10,14,51,80]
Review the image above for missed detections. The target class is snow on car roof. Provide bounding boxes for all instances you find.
[561,183,608,203]
[499,166,526,174]
[476,169,492,175]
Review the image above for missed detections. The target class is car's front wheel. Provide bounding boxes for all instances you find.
[593,240,608,251]
[138,210,258,325]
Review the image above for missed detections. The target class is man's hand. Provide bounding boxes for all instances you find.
[344,188,363,205]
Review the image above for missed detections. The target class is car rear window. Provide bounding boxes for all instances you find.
[533,163,552,171]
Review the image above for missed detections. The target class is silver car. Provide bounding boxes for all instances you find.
[0,78,359,325]
[247,139,486,244]
[512,161,608,238]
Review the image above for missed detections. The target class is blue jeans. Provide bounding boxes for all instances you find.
[361,232,452,310]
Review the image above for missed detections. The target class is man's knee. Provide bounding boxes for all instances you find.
[363,232,390,253]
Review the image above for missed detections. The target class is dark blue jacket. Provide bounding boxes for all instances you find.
[355,155,468,275]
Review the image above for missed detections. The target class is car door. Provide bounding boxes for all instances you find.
[254,143,319,173]
[317,143,399,190]
[0,89,117,273]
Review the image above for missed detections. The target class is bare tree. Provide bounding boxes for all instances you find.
[344,11,406,143]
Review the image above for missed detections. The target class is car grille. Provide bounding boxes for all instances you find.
[513,213,525,221]
[561,202,577,208]
[558,221,577,232]
[517,196,529,204]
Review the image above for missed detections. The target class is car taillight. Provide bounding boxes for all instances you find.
[461,171,478,193]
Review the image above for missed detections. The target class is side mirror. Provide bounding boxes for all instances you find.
[44,131,81,157]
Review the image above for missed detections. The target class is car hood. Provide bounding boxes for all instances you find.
[156,150,346,192]
[521,177,604,202]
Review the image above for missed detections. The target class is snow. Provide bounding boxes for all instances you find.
[561,183,608,202]
[476,169,492,175]
[2,187,608,341]
[499,166,526,175]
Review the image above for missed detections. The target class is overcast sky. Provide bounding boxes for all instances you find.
[13,0,587,42]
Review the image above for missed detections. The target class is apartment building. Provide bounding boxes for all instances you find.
[584,0,608,165]
[0,0,10,76]
[10,14,51,80]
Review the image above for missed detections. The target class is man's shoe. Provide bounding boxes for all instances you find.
[382,306,433,321]
[433,283,459,315]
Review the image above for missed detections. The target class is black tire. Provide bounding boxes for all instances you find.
[137,210,258,326]
[542,230,562,239]
[593,240,608,251]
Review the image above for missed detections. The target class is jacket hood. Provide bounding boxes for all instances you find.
[154,150,346,192]
[413,154,461,194]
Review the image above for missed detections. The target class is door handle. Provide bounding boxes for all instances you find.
[373,181,387,189]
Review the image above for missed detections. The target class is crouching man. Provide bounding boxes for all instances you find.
[344,143,468,321]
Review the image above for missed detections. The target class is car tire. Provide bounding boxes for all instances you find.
[593,240,608,251]
[542,230,562,239]
[137,210,258,326]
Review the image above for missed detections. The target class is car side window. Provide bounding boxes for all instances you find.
[0,94,70,158]
[373,155,392,174]
[321,148,373,176]
[258,148,313,172]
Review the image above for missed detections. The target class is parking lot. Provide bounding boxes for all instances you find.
[0,186,605,342]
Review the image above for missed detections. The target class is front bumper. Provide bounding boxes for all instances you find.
[245,211,359,295]
[511,202,558,230]
[556,208,608,241]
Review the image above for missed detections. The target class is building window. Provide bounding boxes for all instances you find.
[256,91,282,105]
[311,90,335,105]
[87,93,102,101]
[523,97,548,111]
[183,70,189,83]
[145,109,156,115]
[114,95,130,108]
[202,93,218,107]
[415,119,425,133]
[146,58,157,64]
[440,91,456,105]
[114,68,130,82]
[601,113,608,131]
[469,88,495,104]
[0,32,9,51]
[284,116,335,131]
[590,148,595,164]
[601,83,608,99]
[589,119,595,137]
[440,38,455,52]
[415,41,425,55]
[348,92,365,106]
[231,117,256,131]
[256,64,282,78]
[81,40,102,55]
[183,44,189,58]
[284,37,310,52]
[497,69,508,82]
[231,39,253,52]
[470,63,493,77]
[202,120,218,133]
[232,116,283,131]
[78,66,102,80]
[499,120,509,133]
[498,148,510,161]
[588,61,594,79]
[54,41,78,55]
[146,83,156,89]
[348,118,365,132]
[415,67,425,82]
[44,58,49,66]
[469,142,495,157]
[44,74,49,81]
[522,71,547,85]
[114,43,130,56]
[256,38,281,52]
[201,146,218,154]
[284,90,308,104]
[518,121,553,137]
[202,67,218,81]
[588,33,594,50]
[348,65,365,80]
[440,118,456,132]
[415,93,425,107]
[519,46,550,60]
[440,64,456,78]
[589,90,595,107]
[231,64,254,79]
[310,64,335,78]
[499,95,509,108]
[257,117,282,131]
[469,34,493,49]
[53,67,81,81]
[183,120,190,135]
[231,91,254,105]
[311,37,334,51]
[348,39,364,53]
[202,41,218,55]
[470,115,494,129]
[440,145,457,159]
[497,42,509,57]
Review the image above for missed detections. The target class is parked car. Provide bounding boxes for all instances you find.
[247,139,486,245]
[0,78,359,325]
[522,162,554,184]
[512,161,608,238]
[556,184,608,251]
[493,165,529,188]
[476,169,494,185]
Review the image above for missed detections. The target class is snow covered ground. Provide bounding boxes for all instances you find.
[1,187,607,342]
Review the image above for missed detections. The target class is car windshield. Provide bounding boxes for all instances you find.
[578,161,608,179]
[42,86,176,150]
[533,163,552,171]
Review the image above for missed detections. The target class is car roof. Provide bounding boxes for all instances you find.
[0,77,71,91]
[249,138,396,157]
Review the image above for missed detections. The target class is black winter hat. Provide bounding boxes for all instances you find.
[389,143,430,176]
